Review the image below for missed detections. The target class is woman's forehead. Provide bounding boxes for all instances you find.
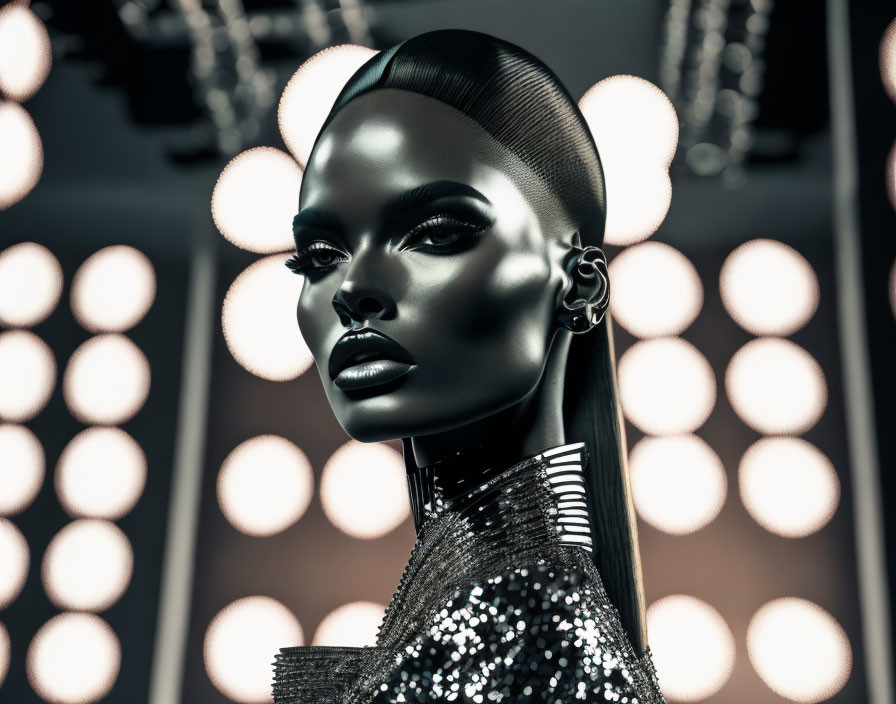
[299,89,561,222]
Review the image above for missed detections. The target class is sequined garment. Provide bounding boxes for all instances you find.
[272,442,666,703]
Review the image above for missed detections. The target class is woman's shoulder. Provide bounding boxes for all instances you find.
[457,551,603,611]
[369,551,667,703]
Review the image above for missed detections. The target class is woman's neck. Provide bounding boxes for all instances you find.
[404,330,572,532]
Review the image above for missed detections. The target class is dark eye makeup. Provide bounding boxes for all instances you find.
[285,241,349,277]
[285,207,493,277]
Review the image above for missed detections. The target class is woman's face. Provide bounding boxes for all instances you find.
[293,88,575,442]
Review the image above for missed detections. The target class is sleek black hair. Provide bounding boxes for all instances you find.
[310,28,647,655]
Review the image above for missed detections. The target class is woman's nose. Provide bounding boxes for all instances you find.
[331,267,396,329]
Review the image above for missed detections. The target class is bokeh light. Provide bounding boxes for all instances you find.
[890,258,896,318]
[0,242,63,327]
[739,438,840,538]
[747,598,851,702]
[0,330,55,422]
[603,165,672,247]
[63,334,151,425]
[0,622,8,689]
[881,17,896,104]
[0,518,28,609]
[726,338,827,434]
[212,146,302,254]
[55,427,146,520]
[320,441,409,539]
[222,254,314,381]
[720,239,819,335]
[278,44,379,167]
[608,242,703,337]
[617,338,716,434]
[579,75,678,246]
[312,601,386,647]
[0,423,44,515]
[217,435,314,537]
[204,596,303,704]
[647,595,736,701]
[0,3,51,101]
[579,74,679,168]
[27,613,121,704]
[70,245,156,332]
[630,435,726,535]
[0,101,43,210]
[42,519,133,611]
[888,141,896,213]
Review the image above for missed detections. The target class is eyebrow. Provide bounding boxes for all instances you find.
[293,180,492,241]
[292,207,344,237]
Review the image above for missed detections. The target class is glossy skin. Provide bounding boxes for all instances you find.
[291,89,603,470]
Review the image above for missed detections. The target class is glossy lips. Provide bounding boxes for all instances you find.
[328,329,416,391]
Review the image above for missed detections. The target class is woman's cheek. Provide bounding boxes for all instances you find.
[296,286,331,356]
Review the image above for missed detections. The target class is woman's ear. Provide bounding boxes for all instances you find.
[557,243,610,334]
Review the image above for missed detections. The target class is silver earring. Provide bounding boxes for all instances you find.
[559,245,609,334]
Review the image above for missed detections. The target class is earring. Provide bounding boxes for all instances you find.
[559,245,610,334]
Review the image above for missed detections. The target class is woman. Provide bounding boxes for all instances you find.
[272,29,666,703]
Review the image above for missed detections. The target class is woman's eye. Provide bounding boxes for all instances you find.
[309,250,337,266]
[403,215,486,253]
[285,242,348,276]
[419,228,464,247]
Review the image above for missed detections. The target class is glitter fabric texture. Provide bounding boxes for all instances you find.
[272,442,666,703]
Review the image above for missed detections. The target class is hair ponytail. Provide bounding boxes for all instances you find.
[564,311,647,655]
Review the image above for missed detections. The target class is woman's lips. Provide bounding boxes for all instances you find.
[332,358,414,391]
[328,329,415,391]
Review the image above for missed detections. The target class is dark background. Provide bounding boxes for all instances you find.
[1,1,893,703]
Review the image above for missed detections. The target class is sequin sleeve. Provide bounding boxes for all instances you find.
[369,557,666,703]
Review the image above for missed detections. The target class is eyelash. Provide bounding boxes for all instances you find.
[285,241,347,277]
[285,215,487,277]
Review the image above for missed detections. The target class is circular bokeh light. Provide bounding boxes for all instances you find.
[320,441,409,539]
[609,242,702,337]
[0,423,44,515]
[720,239,819,335]
[0,242,63,327]
[617,337,716,434]
[739,437,840,538]
[279,44,379,168]
[647,595,736,701]
[0,102,43,210]
[887,142,896,213]
[42,519,133,611]
[630,435,726,535]
[0,330,55,422]
[579,76,678,246]
[890,258,896,318]
[27,613,121,704]
[0,518,28,609]
[204,596,303,704]
[881,17,896,104]
[312,601,386,647]
[222,254,314,381]
[726,338,827,434]
[0,622,9,688]
[579,74,679,167]
[218,435,314,536]
[56,427,147,520]
[748,598,851,702]
[212,147,302,254]
[63,334,151,425]
[0,3,51,101]
[603,165,672,247]
[70,246,156,332]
